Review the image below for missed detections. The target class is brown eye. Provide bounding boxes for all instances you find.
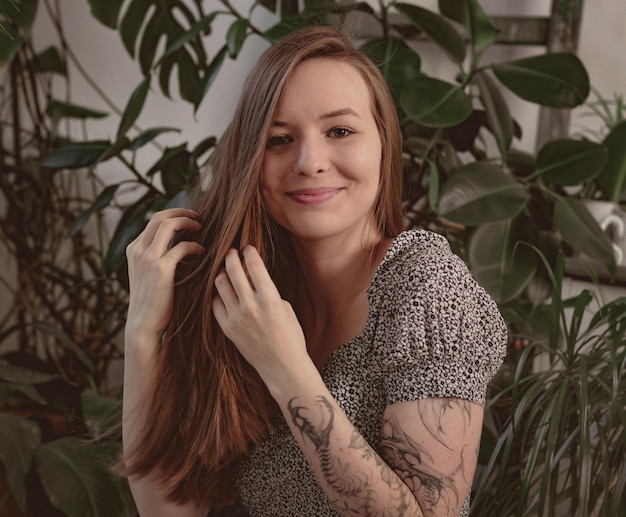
[329,127,353,138]
[267,135,292,148]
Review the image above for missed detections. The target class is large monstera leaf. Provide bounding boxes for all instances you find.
[88,0,224,106]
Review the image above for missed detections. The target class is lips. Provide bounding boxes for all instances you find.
[287,187,343,205]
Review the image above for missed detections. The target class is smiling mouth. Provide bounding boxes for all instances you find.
[287,188,343,205]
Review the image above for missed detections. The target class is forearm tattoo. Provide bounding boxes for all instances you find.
[288,397,473,517]
[380,398,474,516]
[287,396,417,515]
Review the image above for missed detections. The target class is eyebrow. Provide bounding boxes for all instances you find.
[272,107,360,126]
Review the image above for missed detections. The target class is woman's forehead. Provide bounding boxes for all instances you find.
[274,58,374,120]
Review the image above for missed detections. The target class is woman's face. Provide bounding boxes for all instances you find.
[261,57,382,244]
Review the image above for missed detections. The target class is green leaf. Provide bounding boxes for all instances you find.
[0,381,46,405]
[36,437,135,517]
[146,144,187,176]
[0,24,22,66]
[400,76,472,128]
[119,0,150,57]
[156,11,219,67]
[32,322,95,373]
[259,0,277,12]
[303,0,336,15]
[191,135,217,160]
[67,184,120,239]
[46,100,108,121]
[164,190,189,210]
[105,206,148,275]
[438,162,529,224]
[138,10,162,75]
[0,0,37,66]
[596,120,626,201]
[195,45,227,112]
[263,16,310,42]
[0,360,58,384]
[438,0,500,47]
[40,140,110,169]
[469,218,538,304]
[0,413,41,513]
[129,127,180,151]
[535,139,608,185]
[99,136,131,162]
[117,76,151,138]
[395,2,466,64]
[427,158,440,210]
[554,196,616,273]
[124,0,207,93]
[87,0,123,29]
[81,389,122,440]
[360,38,421,101]
[226,18,249,59]
[0,0,37,32]
[473,70,513,157]
[175,48,201,103]
[34,46,66,74]
[492,53,590,108]
[157,150,199,196]
[281,0,299,19]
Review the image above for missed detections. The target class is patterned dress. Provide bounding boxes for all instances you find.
[236,229,508,516]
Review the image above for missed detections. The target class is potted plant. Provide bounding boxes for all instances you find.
[472,255,626,516]
[557,89,626,278]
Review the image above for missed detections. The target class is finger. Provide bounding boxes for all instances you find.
[214,269,239,310]
[138,208,199,247]
[223,248,255,300]
[162,240,205,265]
[241,246,280,297]
[147,216,201,255]
[211,294,228,325]
[127,216,201,263]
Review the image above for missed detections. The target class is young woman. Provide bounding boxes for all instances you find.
[123,26,508,517]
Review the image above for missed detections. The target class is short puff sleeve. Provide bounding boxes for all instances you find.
[372,235,507,407]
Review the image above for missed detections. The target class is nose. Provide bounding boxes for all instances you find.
[295,136,329,176]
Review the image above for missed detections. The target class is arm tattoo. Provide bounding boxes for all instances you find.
[288,397,369,502]
[379,398,476,516]
[380,415,459,514]
[417,398,472,450]
[287,397,416,515]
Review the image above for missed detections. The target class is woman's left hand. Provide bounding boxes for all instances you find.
[212,246,310,393]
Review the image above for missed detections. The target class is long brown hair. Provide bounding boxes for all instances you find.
[125,25,404,507]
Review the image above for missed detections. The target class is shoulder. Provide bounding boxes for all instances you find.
[370,230,508,405]
[372,229,478,304]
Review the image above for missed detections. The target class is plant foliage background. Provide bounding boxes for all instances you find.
[0,0,624,516]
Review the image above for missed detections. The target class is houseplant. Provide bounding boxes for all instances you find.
[472,254,626,516]
[0,1,137,515]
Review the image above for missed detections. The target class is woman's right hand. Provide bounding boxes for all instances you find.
[125,208,205,344]
[123,208,208,517]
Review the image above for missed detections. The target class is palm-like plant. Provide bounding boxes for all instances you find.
[474,256,626,516]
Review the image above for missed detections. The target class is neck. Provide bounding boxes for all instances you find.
[290,228,387,321]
